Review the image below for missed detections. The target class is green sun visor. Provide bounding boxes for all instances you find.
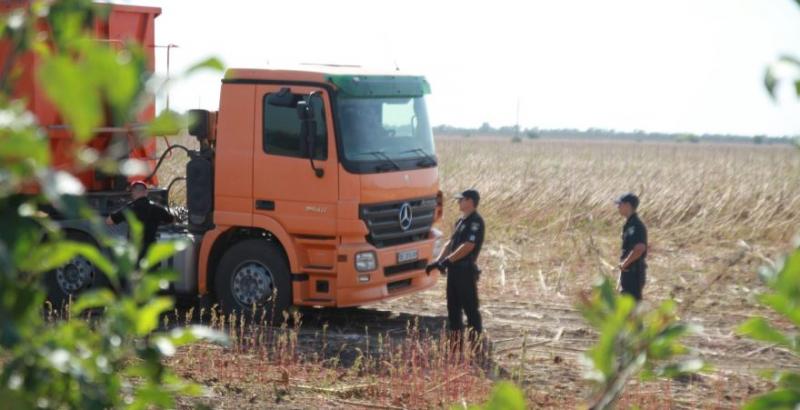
[327,74,431,98]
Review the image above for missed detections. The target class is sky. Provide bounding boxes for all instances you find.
[119,0,800,136]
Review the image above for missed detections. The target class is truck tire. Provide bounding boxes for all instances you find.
[44,231,110,311]
[214,239,292,322]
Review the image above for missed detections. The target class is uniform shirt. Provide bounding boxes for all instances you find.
[110,197,174,249]
[449,211,485,266]
[621,213,648,265]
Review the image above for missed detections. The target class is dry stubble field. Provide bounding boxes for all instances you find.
[160,137,800,409]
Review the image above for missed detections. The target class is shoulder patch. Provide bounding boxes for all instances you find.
[626,226,635,236]
[470,222,481,232]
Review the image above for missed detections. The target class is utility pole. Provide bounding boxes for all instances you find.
[152,44,179,110]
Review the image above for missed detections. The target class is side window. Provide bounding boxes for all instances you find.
[263,93,327,160]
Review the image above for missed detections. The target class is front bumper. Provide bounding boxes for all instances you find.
[293,230,443,307]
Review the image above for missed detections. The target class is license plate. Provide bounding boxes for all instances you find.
[397,249,418,264]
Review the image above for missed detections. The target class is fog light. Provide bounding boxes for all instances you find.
[358,273,371,283]
[355,251,377,272]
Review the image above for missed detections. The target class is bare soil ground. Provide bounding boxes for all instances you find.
[160,138,800,409]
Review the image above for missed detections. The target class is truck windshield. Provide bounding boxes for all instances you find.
[337,96,436,172]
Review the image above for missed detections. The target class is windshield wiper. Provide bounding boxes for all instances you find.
[399,148,437,167]
[355,150,400,171]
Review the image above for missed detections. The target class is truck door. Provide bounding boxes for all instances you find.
[253,85,338,237]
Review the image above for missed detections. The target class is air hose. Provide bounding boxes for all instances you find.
[144,144,194,182]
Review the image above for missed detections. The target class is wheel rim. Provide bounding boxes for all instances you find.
[231,261,274,307]
[55,256,94,294]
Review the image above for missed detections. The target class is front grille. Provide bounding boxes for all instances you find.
[384,260,427,277]
[360,197,436,248]
[387,278,412,293]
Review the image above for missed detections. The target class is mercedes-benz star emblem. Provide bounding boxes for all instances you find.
[398,203,413,231]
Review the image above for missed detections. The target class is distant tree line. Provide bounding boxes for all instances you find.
[432,123,798,145]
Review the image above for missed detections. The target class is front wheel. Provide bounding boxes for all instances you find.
[214,239,292,321]
[44,231,110,310]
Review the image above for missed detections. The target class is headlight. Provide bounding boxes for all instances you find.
[355,252,377,272]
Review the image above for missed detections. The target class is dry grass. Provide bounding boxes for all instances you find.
[437,138,800,243]
[162,307,493,409]
[151,136,800,409]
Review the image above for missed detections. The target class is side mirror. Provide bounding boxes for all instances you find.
[296,100,316,156]
[296,98,324,178]
[188,109,210,141]
[296,100,314,121]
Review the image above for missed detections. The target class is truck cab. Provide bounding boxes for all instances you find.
[188,67,445,315]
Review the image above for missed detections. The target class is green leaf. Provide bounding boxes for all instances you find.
[63,240,118,281]
[145,110,185,137]
[183,56,225,76]
[83,45,140,115]
[757,294,800,328]
[655,358,706,378]
[480,382,526,410]
[166,325,229,347]
[130,385,175,410]
[71,289,115,314]
[19,241,82,273]
[598,278,617,310]
[778,55,800,66]
[648,322,692,357]
[738,317,793,348]
[591,293,635,379]
[19,240,115,281]
[46,1,94,49]
[153,335,176,356]
[773,249,800,297]
[39,170,85,199]
[38,55,103,141]
[743,389,800,410]
[777,372,800,391]
[135,297,174,336]
[133,270,175,301]
[140,240,186,272]
[765,67,777,99]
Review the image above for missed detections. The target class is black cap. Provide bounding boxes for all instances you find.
[455,189,480,206]
[614,192,639,209]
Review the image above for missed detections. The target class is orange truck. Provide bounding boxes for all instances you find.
[2,3,444,314]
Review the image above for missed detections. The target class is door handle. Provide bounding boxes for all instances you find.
[255,200,275,211]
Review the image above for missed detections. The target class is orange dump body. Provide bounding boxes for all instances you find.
[0,3,161,191]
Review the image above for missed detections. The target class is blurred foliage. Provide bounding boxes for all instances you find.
[577,279,704,410]
[737,246,800,410]
[0,0,225,408]
[740,2,800,408]
[459,381,526,410]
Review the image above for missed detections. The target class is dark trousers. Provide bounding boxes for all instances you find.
[620,265,646,301]
[446,264,482,333]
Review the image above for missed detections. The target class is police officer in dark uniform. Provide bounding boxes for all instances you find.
[427,189,485,339]
[615,193,648,301]
[106,180,175,261]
